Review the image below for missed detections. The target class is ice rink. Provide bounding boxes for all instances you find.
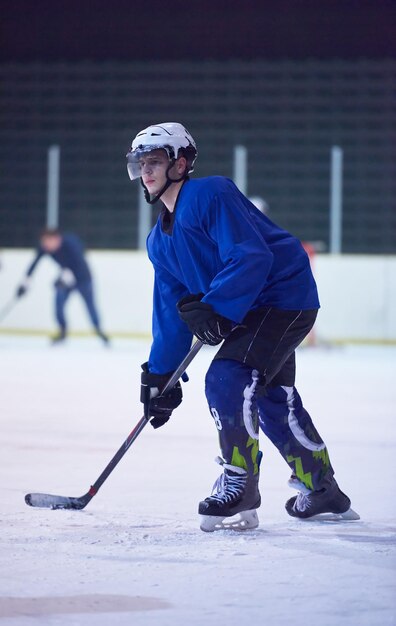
[0,335,395,626]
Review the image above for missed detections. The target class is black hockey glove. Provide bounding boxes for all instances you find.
[16,284,27,298]
[16,277,30,298]
[140,363,183,429]
[177,293,233,346]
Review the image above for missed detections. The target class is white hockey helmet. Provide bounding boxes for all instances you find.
[126,122,197,180]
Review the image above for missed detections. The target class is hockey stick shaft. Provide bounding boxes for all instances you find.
[88,339,203,496]
[25,339,203,509]
[0,297,18,324]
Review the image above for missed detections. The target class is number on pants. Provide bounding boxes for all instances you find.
[210,407,222,431]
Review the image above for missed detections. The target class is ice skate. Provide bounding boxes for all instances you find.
[199,457,261,532]
[286,474,360,521]
[96,329,110,346]
[50,330,67,345]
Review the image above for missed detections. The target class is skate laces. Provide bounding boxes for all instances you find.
[294,491,312,512]
[208,457,247,505]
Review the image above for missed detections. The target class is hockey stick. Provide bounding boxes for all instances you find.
[0,297,18,324]
[25,339,203,510]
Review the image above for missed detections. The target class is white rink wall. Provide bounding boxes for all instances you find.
[0,250,153,338]
[0,249,395,343]
[314,254,396,342]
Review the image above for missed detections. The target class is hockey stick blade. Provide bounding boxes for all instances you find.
[25,340,203,511]
[25,491,92,510]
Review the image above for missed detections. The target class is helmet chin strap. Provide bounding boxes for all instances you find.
[140,160,187,205]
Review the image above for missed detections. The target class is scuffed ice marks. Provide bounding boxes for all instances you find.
[1,339,396,625]
[0,594,172,619]
[6,508,395,563]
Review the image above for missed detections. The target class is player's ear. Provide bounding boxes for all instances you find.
[176,156,187,175]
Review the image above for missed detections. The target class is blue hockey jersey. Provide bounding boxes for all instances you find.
[147,176,319,373]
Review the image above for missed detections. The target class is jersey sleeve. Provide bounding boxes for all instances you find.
[201,187,274,323]
[148,261,193,374]
[66,233,84,254]
[26,248,45,277]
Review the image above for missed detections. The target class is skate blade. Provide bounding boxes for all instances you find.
[199,509,259,533]
[303,508,360,522]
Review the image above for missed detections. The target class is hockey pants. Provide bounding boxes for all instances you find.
[205,358,332,491]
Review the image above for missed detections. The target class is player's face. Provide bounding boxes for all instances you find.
[139,149,169,195]
[41,234,62,252]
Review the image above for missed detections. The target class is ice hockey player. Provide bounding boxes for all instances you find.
[16,228,110,345]
[126,122,358,531]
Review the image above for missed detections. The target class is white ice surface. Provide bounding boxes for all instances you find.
[0,336,395,626]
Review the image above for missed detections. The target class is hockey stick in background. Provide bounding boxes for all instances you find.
[0,296,18,324]
[25,339,203,510]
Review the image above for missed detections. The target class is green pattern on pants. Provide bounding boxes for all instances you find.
[286,449,331,491]
[231,437,260,475]
[313,448,330,466]
[286,454,314,490]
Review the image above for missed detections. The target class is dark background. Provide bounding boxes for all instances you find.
[2,0,396,62]
[1,0,395,252]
